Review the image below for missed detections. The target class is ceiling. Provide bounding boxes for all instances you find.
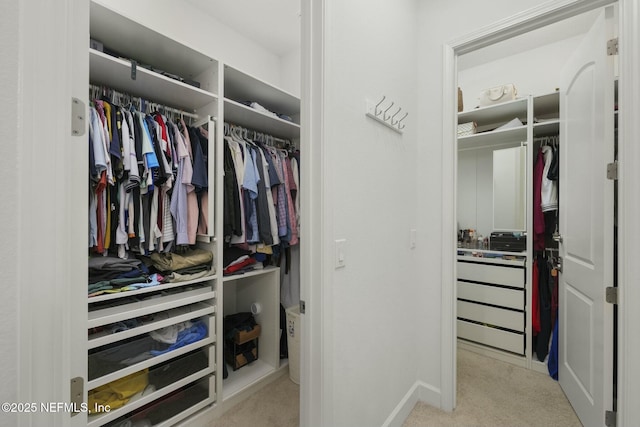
[186,0,301,56]
[183,2,599,67]
[458,9,601,70]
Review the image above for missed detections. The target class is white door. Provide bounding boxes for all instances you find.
[558,7,615,427]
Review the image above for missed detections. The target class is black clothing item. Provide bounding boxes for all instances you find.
[144,115,168,186]
[280,304,289,359]
[223,246,252,269]
[547,146,559,181]
[223,143,242,238]
[252,146,274,245]
[536,255,553,361]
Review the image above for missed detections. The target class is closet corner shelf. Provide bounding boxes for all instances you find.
[223,98,300,139]
[457,125,527,150]
[87,368,215,427]
[89,49,218,112]
[222,266,279,283]
[224,65,300,116]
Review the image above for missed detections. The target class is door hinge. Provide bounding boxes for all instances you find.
[300,300,306,314]
[607,161,618,180]
[607,38,619,56]
[70,377,84,417]
[71,97,86,137]
[606,287,618,305]
[605,410,617,427]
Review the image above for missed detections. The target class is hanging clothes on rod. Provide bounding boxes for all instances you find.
[220,122,300,280]
[87,84,209,259]
[533,137,559,251]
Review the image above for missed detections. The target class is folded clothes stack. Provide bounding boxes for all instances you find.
[88,248,214,297]
[144,248,214,279]
[222,246,266,276]
[88,256,155,297]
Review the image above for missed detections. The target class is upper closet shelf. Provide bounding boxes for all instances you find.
[224,99,300,139]
[458,98,528,127]
[458,125,527,151]
[91,2,217,88]
[224,66,300,119]
[90,49,217,112]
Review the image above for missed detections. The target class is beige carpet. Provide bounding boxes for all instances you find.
[209,348,581,427]
[403,348,582,427]
[208,373,300,427]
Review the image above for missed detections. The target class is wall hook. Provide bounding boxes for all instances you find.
[375,96,387,116]
[383,102,395,121]
[391,107,402,125]
[365,96,407,134]
[397,112,408,129]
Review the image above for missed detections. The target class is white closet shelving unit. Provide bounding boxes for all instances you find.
[217,63,300,409]
[456,92,560,371]
[86,1,301,424]
[87,2,219,426]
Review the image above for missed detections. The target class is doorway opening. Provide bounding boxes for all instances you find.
[444,3,619,425]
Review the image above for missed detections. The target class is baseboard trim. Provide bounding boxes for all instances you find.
[382,381,442,427]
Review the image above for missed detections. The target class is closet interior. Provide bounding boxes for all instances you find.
[86,2,301,425]
[452,11,603,374]
[456,92,560,372]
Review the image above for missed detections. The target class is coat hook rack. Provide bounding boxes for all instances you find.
[366,95,406,134]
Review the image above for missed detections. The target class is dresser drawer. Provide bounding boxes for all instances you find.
[458,319,525,354]
[457,261,525,288]
[457,300,524,332]
[457,281,524,310]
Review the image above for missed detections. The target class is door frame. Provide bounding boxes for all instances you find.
[441,0,640,423]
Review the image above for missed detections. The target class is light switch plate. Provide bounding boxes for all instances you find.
[335,239,346,268]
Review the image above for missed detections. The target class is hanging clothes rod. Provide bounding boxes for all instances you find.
[223,121,292,148]
[533,135,559,145]
[88,84,199,120]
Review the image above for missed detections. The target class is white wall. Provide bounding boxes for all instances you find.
[98,0,283,89]
[458,35,583,112]
[321,0,420,425]
[280,47,302,97]
[0,1,19,425]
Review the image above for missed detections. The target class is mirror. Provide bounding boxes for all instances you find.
[493,146,526,231]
